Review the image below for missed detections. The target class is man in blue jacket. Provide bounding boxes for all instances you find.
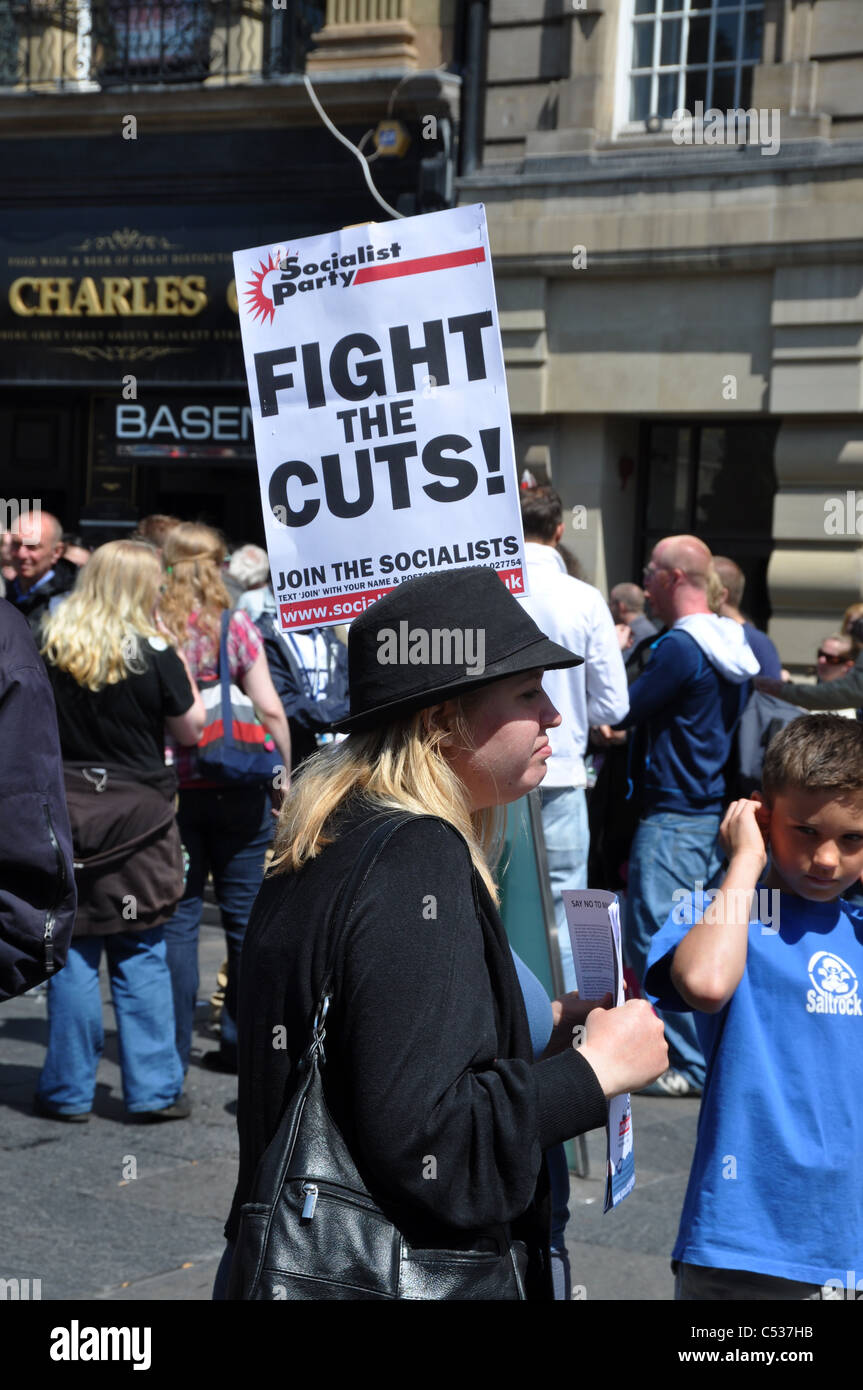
[0,599,76,1000]
[600,536,759,1096]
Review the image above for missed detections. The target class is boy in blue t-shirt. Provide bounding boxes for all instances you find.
[645,714,863,1299]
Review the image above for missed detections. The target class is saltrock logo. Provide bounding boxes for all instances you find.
[244,240,403,323]
[805,950,862,1017]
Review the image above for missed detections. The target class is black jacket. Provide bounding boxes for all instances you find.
[257,617,349,770]
[226,800,607,1299]
[62,763,184,936]
[8,557,78,641]
[0,600,76,999]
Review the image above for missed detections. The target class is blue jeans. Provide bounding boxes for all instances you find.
[625,809,723,1088]
[38,927,184,1113]
[540,785,589,993]
[163,787,273,1071]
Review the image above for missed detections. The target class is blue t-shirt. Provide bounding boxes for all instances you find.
[645,889,863,1285]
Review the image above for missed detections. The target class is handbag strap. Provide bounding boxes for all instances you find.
[307,812,414,1062]
[217,609,235,751]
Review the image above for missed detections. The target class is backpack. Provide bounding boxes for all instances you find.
[723,688,809,802]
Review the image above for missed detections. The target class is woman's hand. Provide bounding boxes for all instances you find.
[543,991,613,1057]
[577,998,668,1099]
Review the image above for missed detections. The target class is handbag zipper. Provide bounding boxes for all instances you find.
[298,1179,385,1221]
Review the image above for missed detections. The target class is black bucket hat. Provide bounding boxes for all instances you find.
[333,566,583,734]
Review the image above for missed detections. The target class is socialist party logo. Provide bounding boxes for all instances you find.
[244,240,404,323]
[805,950,862,1016]
[242,240,487,326]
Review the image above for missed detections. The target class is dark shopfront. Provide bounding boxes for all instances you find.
[0,211,303,546]
[0,387,266,545]
[0,115,444,545]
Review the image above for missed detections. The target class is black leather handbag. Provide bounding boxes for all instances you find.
[226,816,529,1300]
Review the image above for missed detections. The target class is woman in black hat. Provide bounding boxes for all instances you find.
[219,567,667,1300]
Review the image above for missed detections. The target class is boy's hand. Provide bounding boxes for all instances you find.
[719,799,768,877]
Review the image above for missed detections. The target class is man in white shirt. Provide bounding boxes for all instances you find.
[517,488,630,990]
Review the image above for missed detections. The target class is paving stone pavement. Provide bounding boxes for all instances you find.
[0,920,699,1301]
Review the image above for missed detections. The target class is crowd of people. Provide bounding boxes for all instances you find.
[0,494,860,1302]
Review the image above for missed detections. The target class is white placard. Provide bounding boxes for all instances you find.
[232,204,526,631]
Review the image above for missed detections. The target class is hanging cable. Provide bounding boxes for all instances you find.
[302,74,403,221]
[357,128,381,163]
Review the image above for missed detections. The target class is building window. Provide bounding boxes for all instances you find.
[636,419,778,629]
[1,0,325,90]
[625,0,765,127]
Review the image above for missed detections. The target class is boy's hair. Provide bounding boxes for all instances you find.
[762,715,863,803]
[520,486,563,542]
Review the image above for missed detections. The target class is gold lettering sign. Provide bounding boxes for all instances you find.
[8,275,210,317]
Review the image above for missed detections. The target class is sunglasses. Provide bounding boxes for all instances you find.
[817,650,849,664]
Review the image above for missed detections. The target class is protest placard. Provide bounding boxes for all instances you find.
[233,204,526,631]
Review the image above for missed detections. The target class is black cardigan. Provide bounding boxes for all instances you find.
[225,799,608,1298]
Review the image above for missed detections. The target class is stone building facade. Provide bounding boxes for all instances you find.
[461,0,863,668]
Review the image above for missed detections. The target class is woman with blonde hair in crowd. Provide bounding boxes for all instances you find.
[159,522,292,1075]
[35,539,204,1122]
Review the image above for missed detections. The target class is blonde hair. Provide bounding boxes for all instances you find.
[706,564,725,614]
[270,706,504,904]
[159,521,231,648]
[41,540,164,691]
[842,601,863,636]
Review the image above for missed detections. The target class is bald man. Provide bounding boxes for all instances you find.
[606,535,759,1097]
[8,510,78,639]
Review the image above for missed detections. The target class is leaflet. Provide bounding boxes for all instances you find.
[563,889,635,1211]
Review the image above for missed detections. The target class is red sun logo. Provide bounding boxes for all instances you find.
[243,250,284,325]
